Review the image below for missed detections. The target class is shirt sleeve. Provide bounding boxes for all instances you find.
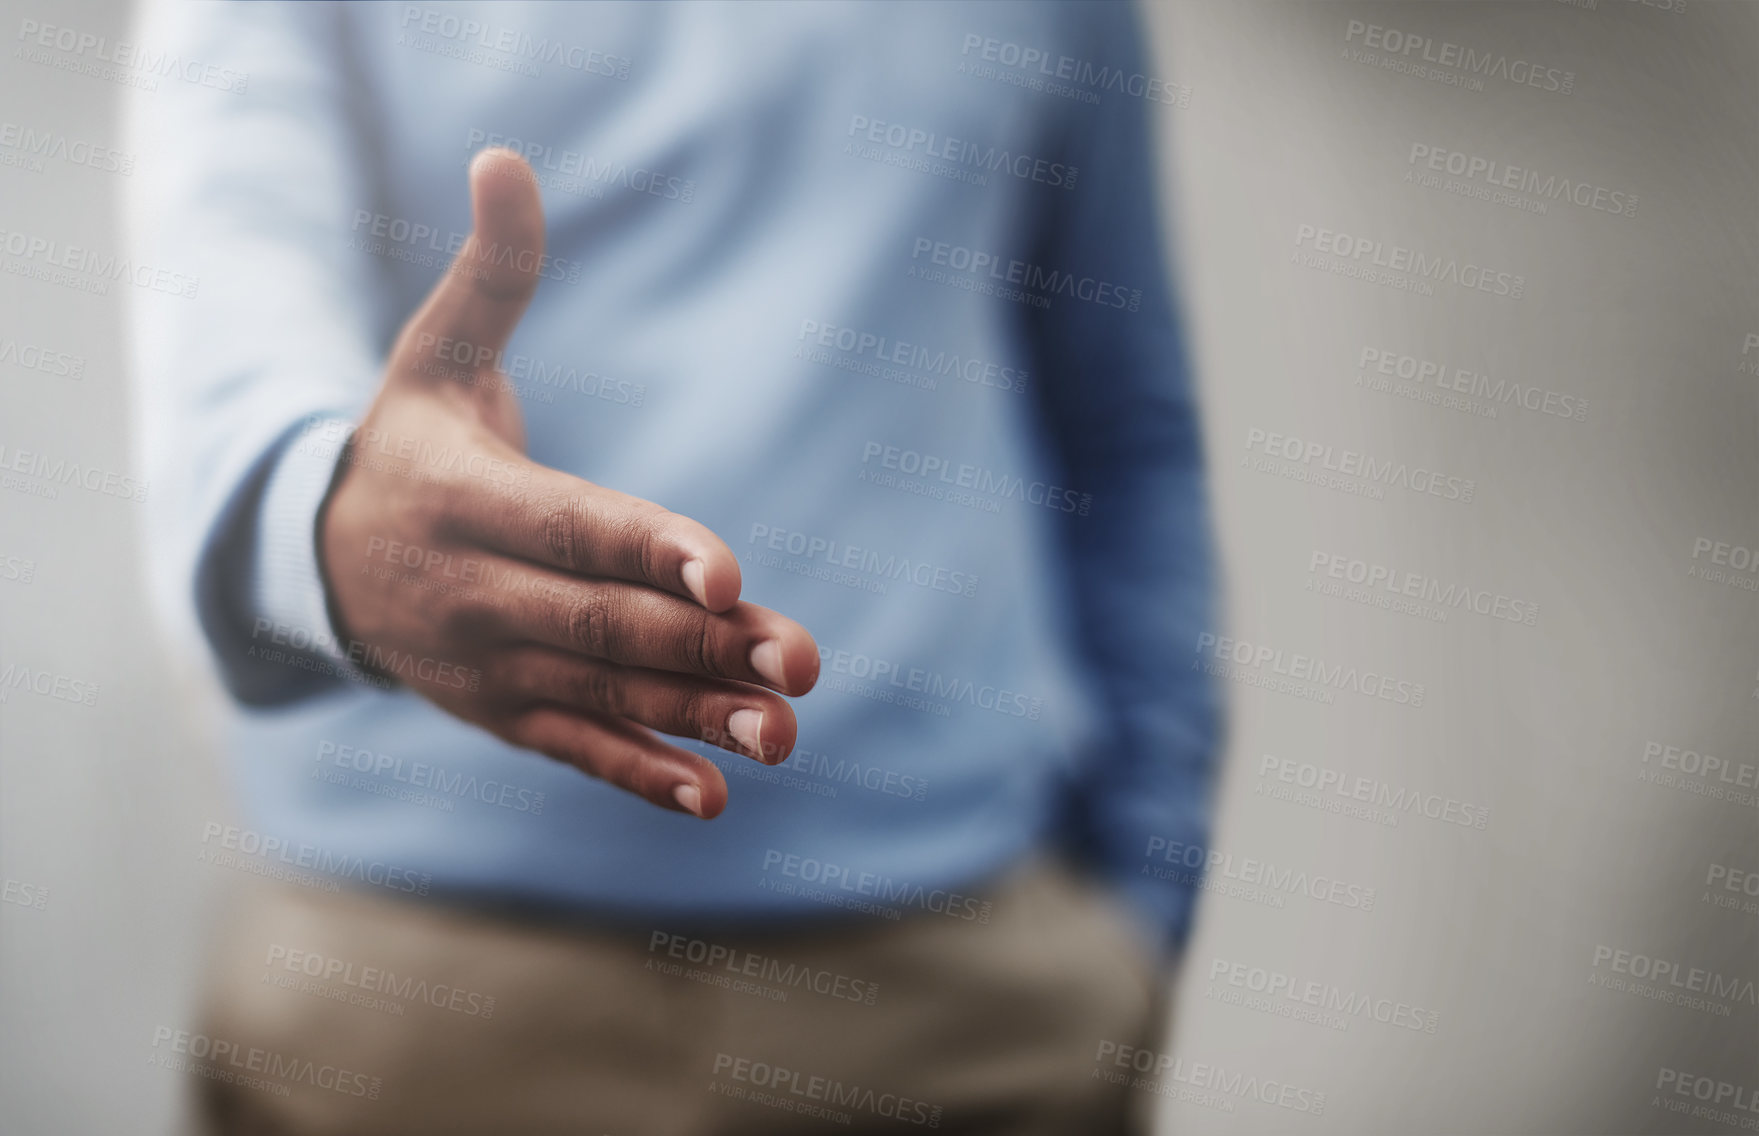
[122,1,382,705]
[1024,2,1222,956]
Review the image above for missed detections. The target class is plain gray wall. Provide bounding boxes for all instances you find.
[1149,2,1756,1133]
[3,1,230,1134]
[1,2,1752,1134]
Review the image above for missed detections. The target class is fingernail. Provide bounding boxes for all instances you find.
[681,559,708,606]
[727,709,764,757]
[749,640,786,689]
[671,783,703,817]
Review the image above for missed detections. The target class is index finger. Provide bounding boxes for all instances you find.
[447,464,743,613]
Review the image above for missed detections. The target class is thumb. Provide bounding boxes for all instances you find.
[399,148,546,370]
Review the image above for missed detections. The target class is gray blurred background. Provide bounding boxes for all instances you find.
[2,1,1753,1133]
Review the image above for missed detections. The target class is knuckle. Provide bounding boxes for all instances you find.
[634,515,671,586]
[541,496,586,569]
[368,457,450,540]
[601,505,648,574]
[626,750,676,803]
[431,586,485,639]
[511,711,600,781]
[471,264,537,307]
[623,501,677,579]
[674,686,715,741]
[503,710,550,758]
[563,589,613,656]
[483,652,526,697]
[683,608,719,676]
[408,484,453,536]
[573,663,623,716]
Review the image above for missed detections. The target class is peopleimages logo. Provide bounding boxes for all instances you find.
[781,746,928,802]
[1308,551,1538,626]
[0,442,148,502]
[1654,1068,1759,1124]
[1590,944,1756,1016]
[1358,347,1587,422]
[0,554,35,585]
[15,18,249,93]
[0,227,199,297]
[413,333,645,406]
[314,740,545,814]
[1706,863,1759,900]
[1244,427,1476,503]
[1194,632,1426,707]
[1342,20,1575,93]
[1207,957,1440,1033]
[749,523,979,599]
[818,644,1043,720]
[797,319,1029,394]
[1293,223,1525,299]
[909,237,1142,312]
[647,931,880,1005]
[150,1028,380,1099]
[1,879,48,911]
[249,617,481,693]
[349,210,583,284]
[0,336,85,379]
[859,441,1091,516]
[1405,144,1636,218]
[397,6,630,79]
[1142,836,1377,910]
[759,850,993,923]
[845,114,1076,189]
[1093,1042,1327,1115]
[710,1052,943,1128]
[1691,537,1759,578]
[957,33,1190,107]
[0,122,135,175]
[198,823,433,896]
[294,418,531,493]
[1257,754,1489,830]
[263,945,496,1018]
[464,130,693,203]
[0,663,98,708]
[1641,741,1757,789]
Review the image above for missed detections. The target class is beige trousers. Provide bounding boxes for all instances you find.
[188,858,1166,1135]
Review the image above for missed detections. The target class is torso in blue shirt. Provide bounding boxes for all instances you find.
[234,0,1141,924]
